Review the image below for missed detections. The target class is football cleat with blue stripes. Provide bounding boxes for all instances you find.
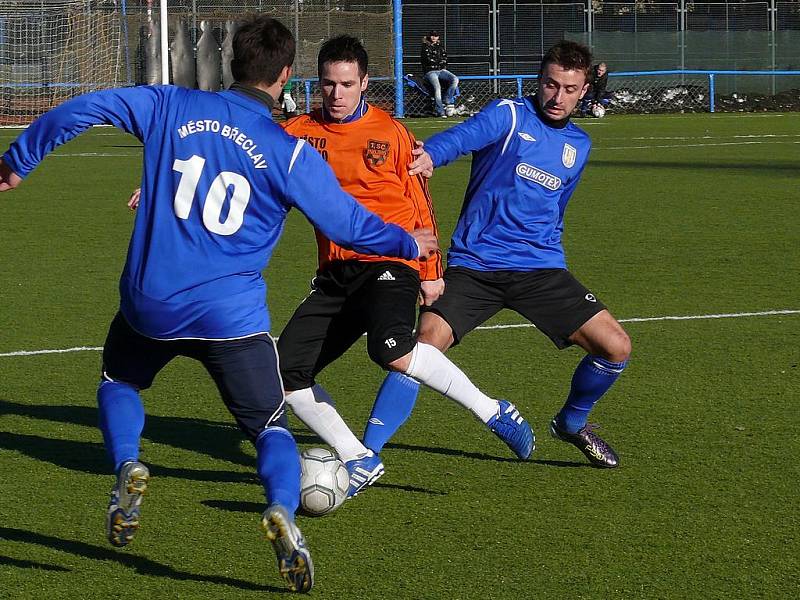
[345,452,385,498]
[488,400,535,459]
[106,460,150,547]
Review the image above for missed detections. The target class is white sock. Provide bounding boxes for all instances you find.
[284,384,370,463]
[405,342,499,423]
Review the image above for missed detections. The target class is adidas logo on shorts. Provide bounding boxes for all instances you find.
[377,271,396,281]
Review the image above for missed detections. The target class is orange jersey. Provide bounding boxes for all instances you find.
[282,105,442,281]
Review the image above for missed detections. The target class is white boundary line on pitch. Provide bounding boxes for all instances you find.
[596,140,800,150]
[1,309,798,358]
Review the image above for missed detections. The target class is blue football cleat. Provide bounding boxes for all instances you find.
[487,400,535,459]
[345,452,385,498]
[106,460,150,547]
[261,504,314,593]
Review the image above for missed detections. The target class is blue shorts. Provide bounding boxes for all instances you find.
[101,312,286,440]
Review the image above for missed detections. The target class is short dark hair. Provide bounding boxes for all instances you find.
[317,35,369,79]
[231,15,295,86]
[540,40,592,82]
[429,30,440,37]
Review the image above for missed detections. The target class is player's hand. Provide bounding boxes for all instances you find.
[420,278,445,306]
[411,227,438,260]
[127,188,141,210]
[0,159,22,192]
[409,145,434,178]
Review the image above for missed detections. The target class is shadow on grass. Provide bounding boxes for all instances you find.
[0,555,70,572]
[0,527,286,592]
[0,399,253,467]
[202,500,263,514]
[371,481,448,495]
[384,441,527,463]
[1,400,586,471]
[0,431,257,483]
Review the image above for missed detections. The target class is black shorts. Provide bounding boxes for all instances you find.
[278,261,420,390]
[102,312,287,440]
[421,267,606,349]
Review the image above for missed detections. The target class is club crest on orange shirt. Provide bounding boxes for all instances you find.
[365,139,390,167]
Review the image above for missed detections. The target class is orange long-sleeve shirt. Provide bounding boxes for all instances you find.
[283,105,443,281]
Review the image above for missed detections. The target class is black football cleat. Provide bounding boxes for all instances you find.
[550,418,619,468]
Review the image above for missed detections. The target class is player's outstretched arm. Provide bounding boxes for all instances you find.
[0,159,22,192]
[419,99,514,169]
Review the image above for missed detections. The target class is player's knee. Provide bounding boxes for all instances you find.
[386,351,412,373]
[417,318,453,351]
[602,329,631,363]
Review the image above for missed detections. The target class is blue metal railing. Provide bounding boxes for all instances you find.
[294,70,800,115]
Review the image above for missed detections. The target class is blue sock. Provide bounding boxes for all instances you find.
[256,426,301,516]
[363,372,420,454]
[556,355,627,434]
[97,379,145,472]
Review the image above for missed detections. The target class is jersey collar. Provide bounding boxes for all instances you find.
[322,97,368,124]
[228,82,276,112]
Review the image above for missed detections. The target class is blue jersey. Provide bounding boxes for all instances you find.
[424,97,591,271]
[3,85,418,339]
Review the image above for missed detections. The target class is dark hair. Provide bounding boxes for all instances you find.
[230,15,295,86]
[540,40,592,81]
[428,30,440,37]
[317,35,368,79]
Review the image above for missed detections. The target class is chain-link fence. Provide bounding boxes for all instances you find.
[0,0,126,125]
[3,0,800,125]
[294,70,800,117]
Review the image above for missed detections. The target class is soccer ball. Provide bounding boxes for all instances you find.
[444,104,455,117]
[591,104,606,118]
[299,447,349,516]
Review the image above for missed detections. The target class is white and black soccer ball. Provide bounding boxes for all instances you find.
[299,447,349,516]
[591,103,606,118]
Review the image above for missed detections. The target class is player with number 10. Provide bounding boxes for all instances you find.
[0,16,436,593]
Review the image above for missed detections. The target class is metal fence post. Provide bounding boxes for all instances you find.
[516,77,522,98]
[394,0,404,117]
[769,0,777,95]
[121,0,132,85]
[305,79,312,114]
[708,73,715,113]
[160,0,169,84]
[491,0,499,95]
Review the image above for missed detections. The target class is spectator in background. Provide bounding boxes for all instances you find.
[420,30,459,117]
[582,61,609,116]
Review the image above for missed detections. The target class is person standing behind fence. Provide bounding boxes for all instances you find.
[420,30,459,117]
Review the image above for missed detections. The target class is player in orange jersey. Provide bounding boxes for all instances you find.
[278,35,534,499]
